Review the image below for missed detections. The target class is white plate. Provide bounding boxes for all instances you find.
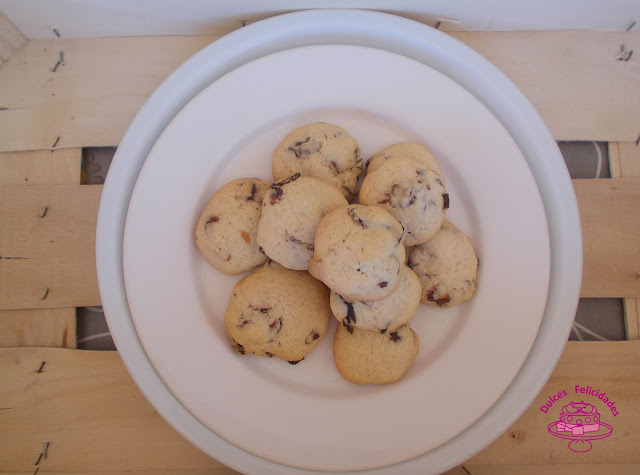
[123,44,549,471]
[98,9,581,475]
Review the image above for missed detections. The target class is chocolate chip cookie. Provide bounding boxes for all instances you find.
[366,142,441,175]
[272,122,362,201]
[256,174,348,270]
[408,220,478,308]
[359,157,448,246]
[330,265,421,333]
[195,178,270,274]
[308,204,405,301]
[333,323,420,385]
[224,260,331,363]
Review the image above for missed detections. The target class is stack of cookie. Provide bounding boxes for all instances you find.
[308,204,422,384]
[194,122,478,385]
[195,123,361,367]
[359,143,478,309]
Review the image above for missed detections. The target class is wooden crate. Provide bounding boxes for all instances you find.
[1,16,639,475]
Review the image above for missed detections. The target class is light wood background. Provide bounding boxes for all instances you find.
[0,14,638,475]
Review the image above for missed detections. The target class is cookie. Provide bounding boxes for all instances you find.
[195,178,270,274]
[330,265,421,333]
[359,157,448,246]
[256,174,348,270]
[272,122,362,201]
[224,260,331,363]
[308,205,405,301]
[366,142,441,175]
[408,220,478,308]
[333,323,420,385]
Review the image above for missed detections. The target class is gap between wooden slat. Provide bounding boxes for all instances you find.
[608,142,640,340]
[0,342,637,471]
[0,148,82,348]
[0,31,638,152]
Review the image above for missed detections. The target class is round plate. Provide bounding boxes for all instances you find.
[97,9,581,475]
[122,45,549,471]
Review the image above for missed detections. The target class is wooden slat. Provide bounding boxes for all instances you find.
[0,32,638,152]
[0,308,75,348]
[1,179,638,310]
[576,178,640,298]
[0,185,101,310]
[452,31,640,142]
[2,468,240,475]
[0,36,212,152]
[0,148,81,347]
[0,348,231,472]
[609,142,640,340]
[5,468,639,475]
[623,299,640,341]
[612,142,640,179]
[609,142,622,178]
[0,148,81,186]
[0,342,637,471]
[2,472,240,475]
[464,464,640,475]
[0,11,26,65]
[468,340,640,465]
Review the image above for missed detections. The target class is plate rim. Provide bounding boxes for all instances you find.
[97,8,582,475]
[121,43,550,471]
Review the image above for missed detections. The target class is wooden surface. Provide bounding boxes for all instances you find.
[0,348,234,473]
[2,179,638,312]
[0,32,639,153]
[609,142,640,340]
[0,185,102,310]
[462,465,640,475]
[0,149,81,186]
[467,341,640,465]
[623,299,640,340]
[0,472,240,475]
[452,31,640,142]
[0,308,75,348]
[0,149,81,349]
[576,178,640,298]
[0,36,212,152]
[0,11,25,66]
[0,343,637,472]
[0,28,639,474]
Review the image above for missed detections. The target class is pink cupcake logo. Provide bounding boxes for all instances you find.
[547,401,613,452]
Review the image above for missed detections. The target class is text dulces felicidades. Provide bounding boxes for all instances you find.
[540,386,620,416]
